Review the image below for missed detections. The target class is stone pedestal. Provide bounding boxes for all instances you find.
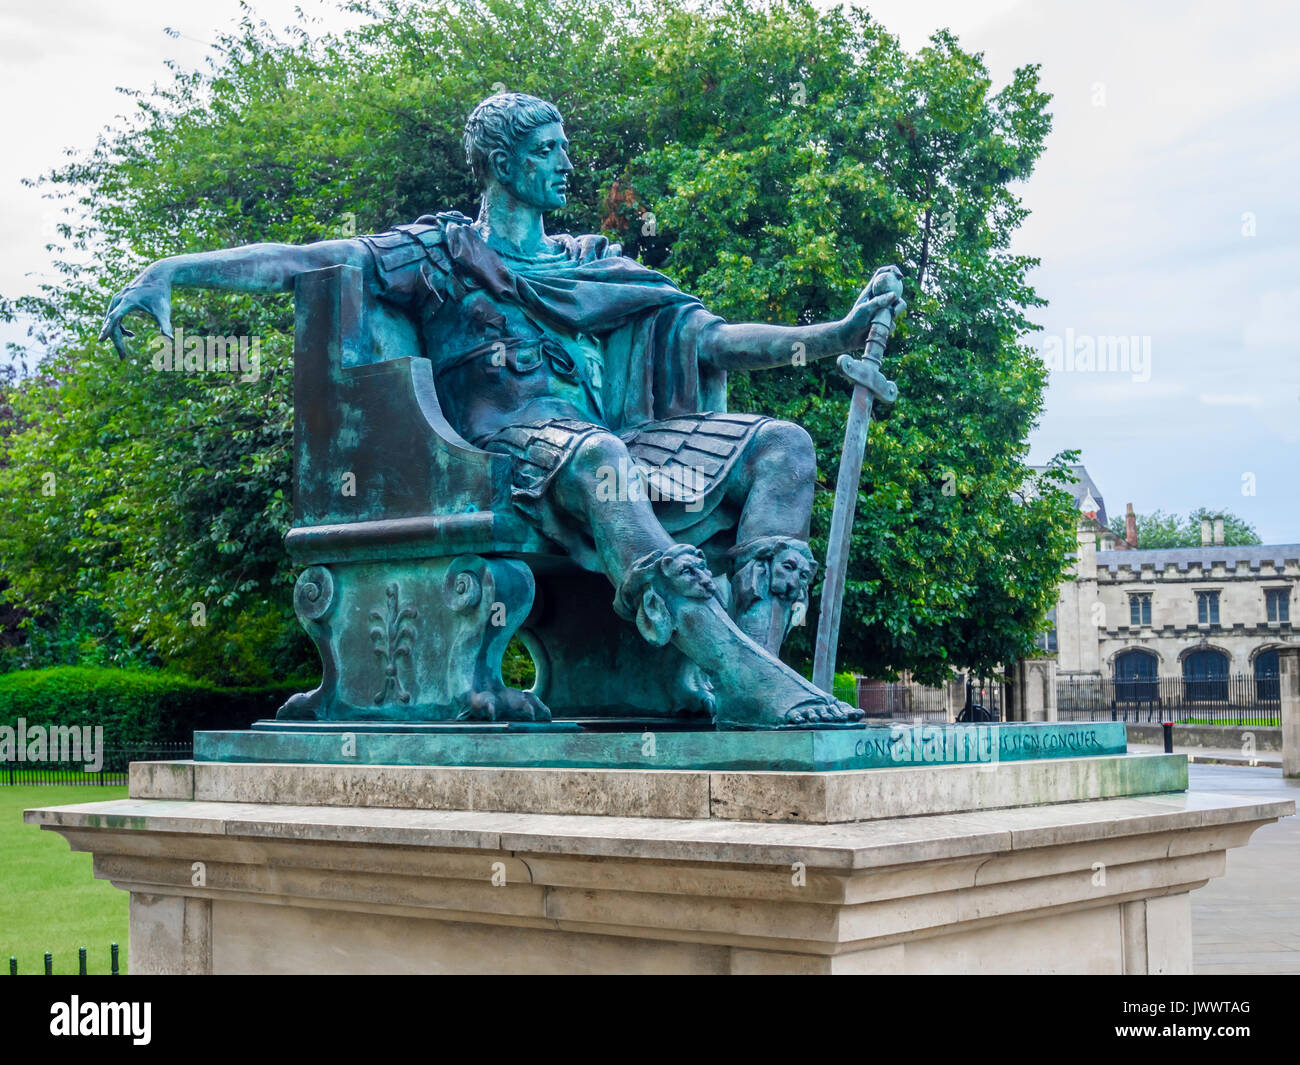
[1009,658,1058,722]
[25,750,1291,975]
[1281,646,1300,778]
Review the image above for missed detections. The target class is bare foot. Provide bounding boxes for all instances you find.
[616,545,863,730]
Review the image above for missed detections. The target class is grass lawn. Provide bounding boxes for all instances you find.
[1,785,128,975]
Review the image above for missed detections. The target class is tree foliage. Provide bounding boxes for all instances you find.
[0,0,1077,685]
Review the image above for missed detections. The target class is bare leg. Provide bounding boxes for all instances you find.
[725,420,816,543]
[552,431,858,727]
[552,432,675,575]
[717,420,818,655]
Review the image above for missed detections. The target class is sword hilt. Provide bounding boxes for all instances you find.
[836,272,902,403]
[864,317,892,366]
[838,306,899,404]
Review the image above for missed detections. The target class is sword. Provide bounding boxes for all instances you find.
[811,269,904,695]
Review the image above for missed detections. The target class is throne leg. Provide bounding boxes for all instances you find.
[277,566,341,721]
[444,555,550,722]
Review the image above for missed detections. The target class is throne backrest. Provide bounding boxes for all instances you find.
[286,264,543,560]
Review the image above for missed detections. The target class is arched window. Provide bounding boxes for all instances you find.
[1183,648,1229,702]
[1255,649,1280,703]
[1113,649,1158,703]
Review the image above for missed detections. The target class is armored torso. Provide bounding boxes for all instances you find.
[359,214,608,444]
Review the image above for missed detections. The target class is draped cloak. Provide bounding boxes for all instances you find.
[440,221,729,431]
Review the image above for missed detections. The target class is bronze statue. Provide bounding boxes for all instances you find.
[100,93,905,729]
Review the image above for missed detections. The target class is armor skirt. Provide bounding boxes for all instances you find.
[477,411,771,567]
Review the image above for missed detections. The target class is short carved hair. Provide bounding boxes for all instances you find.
[463,93,563,184]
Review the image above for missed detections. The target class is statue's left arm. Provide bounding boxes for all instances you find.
[698,265,905,373]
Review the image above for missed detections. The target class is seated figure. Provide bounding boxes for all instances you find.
[100,92,904,729]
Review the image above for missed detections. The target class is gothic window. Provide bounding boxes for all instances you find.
[1035,608,1058,652]
[1265,588,1290,623]
[1255,648,1280,702]
[1128,593,1151,627]
[1196,590,1220,626]
[1113,648,1158,703]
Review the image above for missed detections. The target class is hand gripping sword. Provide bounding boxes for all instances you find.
[811,269,904,695]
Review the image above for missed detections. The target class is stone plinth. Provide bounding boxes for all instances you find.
[131,751,1185,823]
[25,752,1291,975]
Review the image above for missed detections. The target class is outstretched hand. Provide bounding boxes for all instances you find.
[98,275,173,359]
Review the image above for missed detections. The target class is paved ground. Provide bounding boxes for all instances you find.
[1129,741,1282,768]
[1183,762,1300,974]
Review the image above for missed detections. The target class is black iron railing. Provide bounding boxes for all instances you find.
[853,680,999,723]
[1056,674,1280,725]
[1,742,193,786]
[8,944,120,976]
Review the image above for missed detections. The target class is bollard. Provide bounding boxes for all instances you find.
[44,952,52,976]
[110,942,119,976]
[1162,721,1174,754]
[8,957,15,976]
[78,947,87,976]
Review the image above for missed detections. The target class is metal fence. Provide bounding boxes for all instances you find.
[855,680,957,722]
[958,679,1007,723]
[1,743,193,786]
[8,944,121,976]
[1056,674,1281,726]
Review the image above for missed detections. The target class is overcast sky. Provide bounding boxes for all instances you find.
[2,0,1297,540]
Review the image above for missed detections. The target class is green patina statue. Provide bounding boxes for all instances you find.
[100,93,905,730]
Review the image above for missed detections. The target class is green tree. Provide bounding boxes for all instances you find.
[1108,508,1263,550]
[0,0,1076,686]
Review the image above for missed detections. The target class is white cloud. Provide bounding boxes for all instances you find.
[948,1,1300,542]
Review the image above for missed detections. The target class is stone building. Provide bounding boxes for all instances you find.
[1046,467,1300,695]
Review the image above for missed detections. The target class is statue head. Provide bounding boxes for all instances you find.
[463,92,570,210]
[768,544,814,603]
[728,536,816,614]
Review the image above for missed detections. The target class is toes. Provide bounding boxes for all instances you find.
[523,691,552,722]
[500,690,530,721]
[469,691,496,720]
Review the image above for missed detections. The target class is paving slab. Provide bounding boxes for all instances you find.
[1186,763,1300,974]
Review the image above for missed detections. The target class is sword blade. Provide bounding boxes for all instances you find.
[811,382,876,694]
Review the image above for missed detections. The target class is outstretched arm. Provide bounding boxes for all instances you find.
[699,265,905,373]
[99,238,370,357]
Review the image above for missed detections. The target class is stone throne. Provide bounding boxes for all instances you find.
[277,264,721,725]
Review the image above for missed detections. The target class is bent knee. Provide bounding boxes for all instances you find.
[569,430,631,477]
[753,420,815,477]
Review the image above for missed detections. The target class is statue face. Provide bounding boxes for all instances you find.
[770,547,813,601]
[660,549,717,600]
[495,121,572,211]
